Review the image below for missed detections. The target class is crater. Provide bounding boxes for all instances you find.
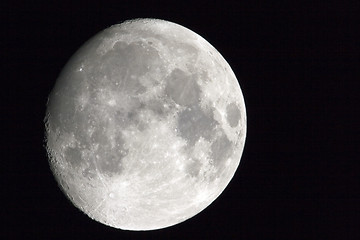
[165,68,201,106]
[109,192,115,199]
[177,105,217,145]
[226,102,241,128]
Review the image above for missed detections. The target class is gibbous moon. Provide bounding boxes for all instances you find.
[45,18,246,230]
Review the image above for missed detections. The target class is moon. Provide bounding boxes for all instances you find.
[44,18,246,231]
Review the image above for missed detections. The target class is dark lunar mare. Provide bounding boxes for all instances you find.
[165,68,201,106]
[177,105,218,145]
[226,102,241,128]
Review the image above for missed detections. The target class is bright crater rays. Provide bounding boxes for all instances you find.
[44,18,246,231]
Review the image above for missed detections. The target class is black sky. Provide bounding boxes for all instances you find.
[2,1,360,239]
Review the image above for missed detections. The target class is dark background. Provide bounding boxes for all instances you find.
[2,0,359,239]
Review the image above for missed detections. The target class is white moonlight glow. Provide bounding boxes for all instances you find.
[44,18,246,231]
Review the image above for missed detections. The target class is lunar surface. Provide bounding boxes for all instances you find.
[45,18,246,230]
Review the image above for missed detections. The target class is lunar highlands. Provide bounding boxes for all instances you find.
[45,19,246,230]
